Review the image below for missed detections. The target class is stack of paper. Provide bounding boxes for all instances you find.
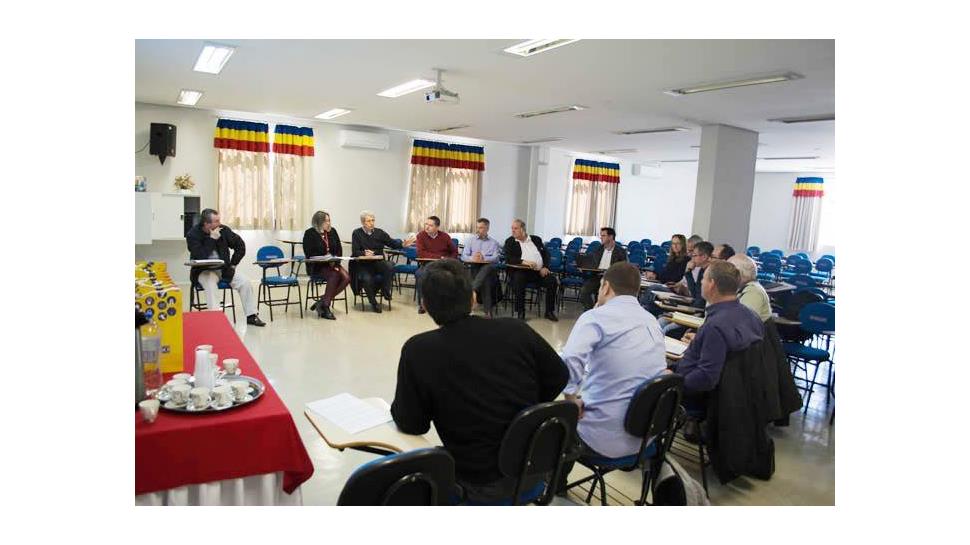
[672,312,705,328]
[306,393,392,434]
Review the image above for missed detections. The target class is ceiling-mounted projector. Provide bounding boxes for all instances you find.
[425,68,460,105]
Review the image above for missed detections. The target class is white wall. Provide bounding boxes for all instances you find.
[748,171,836,257]
[616,162,698,244]
[135,102,531,285]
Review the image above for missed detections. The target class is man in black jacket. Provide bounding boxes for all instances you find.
[577,227,628,310]
[391,259,568,503]
[350,210,415,313]
[502,219,559,321]
[185,208,265,326]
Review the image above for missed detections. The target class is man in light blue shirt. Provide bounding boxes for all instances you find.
[461,217,501,317]
[560,262,668,471]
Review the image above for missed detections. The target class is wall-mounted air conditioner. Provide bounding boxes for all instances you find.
[631,161,662,178]
[338,130,390,150]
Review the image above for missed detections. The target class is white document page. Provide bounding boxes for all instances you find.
[306,393,392,435]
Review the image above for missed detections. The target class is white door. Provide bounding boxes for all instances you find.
[135,193,153,244]
[151,194,186,240]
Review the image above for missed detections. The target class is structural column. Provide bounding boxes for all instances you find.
[691,124,758,251]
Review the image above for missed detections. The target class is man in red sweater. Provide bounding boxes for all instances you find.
[415,215,459,314]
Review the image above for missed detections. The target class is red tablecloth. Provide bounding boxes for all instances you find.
[135,312,314,496]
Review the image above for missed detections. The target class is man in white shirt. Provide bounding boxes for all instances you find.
[502,219,559,321]
[578,227,628,310]
[558,262,668,487]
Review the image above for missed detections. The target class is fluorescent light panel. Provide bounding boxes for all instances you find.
[768,113,835,124]
[177,89,203,106]
[594,149,638,155]
[665,72,803,96]
[315,108,353,120]
[660,159,698,163]
[430,124,470,133]
[760,156,820,161]
[615,127,689,135]
[377,79,435,98]
[514,105,587,119]
[504,39,580,57]
[193,43,236,74]
[521,137,565,144]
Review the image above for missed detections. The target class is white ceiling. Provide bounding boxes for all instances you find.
[135,39,834,172]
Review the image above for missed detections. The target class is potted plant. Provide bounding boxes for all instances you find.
[174,174,195,194]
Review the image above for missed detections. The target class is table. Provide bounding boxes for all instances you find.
[653,291,695,305]
[655,300,704,315]
[135,312,314,505]
[277,239,302,275]
[762,281,796,294]
[578,267,606,275]
[667,311,705,329]
[305,398,433,456]
[664,336,689,361]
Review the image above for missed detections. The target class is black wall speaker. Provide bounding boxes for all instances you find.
[150,123,177,164]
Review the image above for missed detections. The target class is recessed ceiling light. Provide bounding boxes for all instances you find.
[768,114,835,124]
[659,159,699,163]
[377,78,435,98]
[514,105,587,119]
[193,42,236,74]
[664,72,803,96]
[593,149,638,155]
[177,89,204,106]
[504,39,580,57]
[615,127,689,135]
[429,124,470,133]
[759,156,821,161]
[520,137,565,144]
[315,108,353,120]
[691,143,765,148]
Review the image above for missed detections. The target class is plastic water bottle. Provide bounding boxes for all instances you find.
[140,322,163,398]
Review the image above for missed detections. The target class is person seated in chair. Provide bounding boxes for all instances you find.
[391,259,568,504]
[185,208,265,327]
[728,254,771,322]
[502,219,559,321]
[414,215,458,314]
[302,210,350,320]
[643,233,690,284]
[350,210,415,313]
[577,227,628,310]
[557,262,668,487]
[713,243,736,261]
[461,217,501,317]
[667,260,764,413]
[656,240,714,337]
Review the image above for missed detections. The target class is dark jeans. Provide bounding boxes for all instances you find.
[356,260,394,304]
[580,277,601,310]
[467,263,499,310]
[314,265,350,306]
[510,269,558,313]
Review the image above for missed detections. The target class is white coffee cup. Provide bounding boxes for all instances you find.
[161,379,186,395]
[212,385,233,406]
[189,386,211,409]
[139,399,161,423]
[173,373,192,383]
[170,384,191,405]
[230,381,250,401]
[223,358,240,374]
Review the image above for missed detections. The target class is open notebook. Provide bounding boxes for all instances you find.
[672,312,705,328]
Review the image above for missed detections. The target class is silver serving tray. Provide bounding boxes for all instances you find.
[159,375,266,414]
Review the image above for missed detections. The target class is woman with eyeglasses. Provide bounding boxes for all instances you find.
[302,210,350,320]
[644,233,690,284]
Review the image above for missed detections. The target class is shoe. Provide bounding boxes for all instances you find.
[246,315,266,327]
[544,311,559,322]
[309,301,318,312]
[418,307,426,314]
[321,305,336,320]
[370,303,382,313]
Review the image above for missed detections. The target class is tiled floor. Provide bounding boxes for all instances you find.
[212,282,835,506]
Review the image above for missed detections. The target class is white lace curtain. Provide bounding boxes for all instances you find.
[405,139,483,233]
[787,177,825,252]
[214,120,272,229]
[272,125,314,231]
[565,159,620,236]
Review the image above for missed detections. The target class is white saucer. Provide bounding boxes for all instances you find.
[157,391,172,402]
[164,400,187,409]
[186,401,211,411]
[211,400,234,411]
[233,394,254,404]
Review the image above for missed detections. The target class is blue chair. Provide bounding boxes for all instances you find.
[627,241,643,253]
[305,272,349,315]
[463,401,578,506]
[768,249,785,257]
[760,257,783,281]
[629,252,647,270]
[564,374,683,506]
[784,302,835,414]
[548,237,563,250]
[451,237,460,250]
[640,238,652,248]
[189,278,236,323]
[747,246,761,258]
[338,448,456,506]
[256,245,303,321]
[781,259,813,279]
[648,245,665,257]
[820,254,835,264]
[661,241,672,251]
[812,257,834,283]
[586,240,602,255]
[392,246,419,296]
[789,274,817,289]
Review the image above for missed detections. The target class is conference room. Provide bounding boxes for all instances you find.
[133,38,836,507]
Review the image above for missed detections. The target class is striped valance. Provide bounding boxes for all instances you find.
[214,119,269,153]
[411,139,485,171]
[793,177,824,197]
[273,125,315,157]
[573,159,620,184]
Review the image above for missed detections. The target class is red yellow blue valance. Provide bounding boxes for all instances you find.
[273,125,315,157]
[411,139,485,171]
[573,159,620,184]
[214,119,269,153]
[793,176,824,197]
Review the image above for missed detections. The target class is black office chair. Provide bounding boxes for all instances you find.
[337,448,456,506]
[464,401,578,506]
[564,374,684,506]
